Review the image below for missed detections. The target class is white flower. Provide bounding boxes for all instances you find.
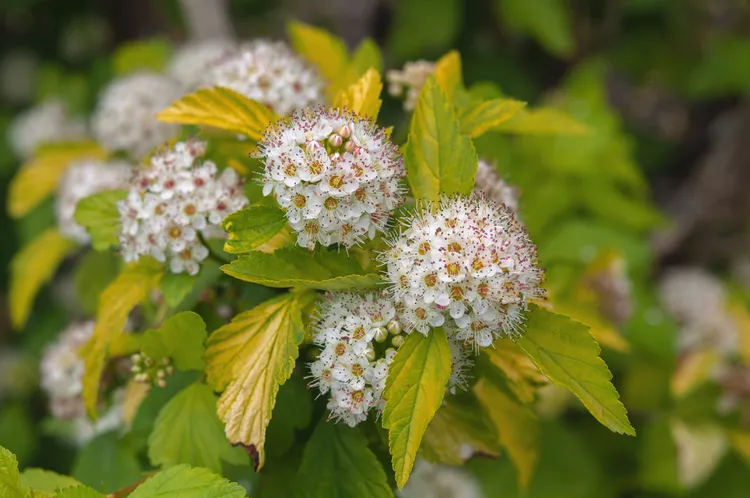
[386,60,436,112]
[91,72,181,160]
[8,100,87,159]
[203,40,323,116]
[40,321,93,420]
[382,195,545,350]
[447,339,473,394]
[474,159,520,213]
[259,107,405,250]
[57,159,133,244]
[399,460,483,498]
[117,140,248,275]
[168,39,235,91]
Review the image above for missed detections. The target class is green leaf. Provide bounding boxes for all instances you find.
[388,0,461,60]
[0,404,37,466]
[351,38,383,75]
[129,465,247,498]
[494,107,590,135]
[222,247,382,290]
[148,382,247,472]
[113,38,172,75]
[459,98,526,137]
[287,21,353,99]
[10,228,77,329]
[0,445,24,498]
[141,312,207,371]
[265,376,312,458]
[160,272,198,308]
[516,305,635,436]
[403,76,478,201]
[20,469,81,497]
[81,259,164,417]
[382,327,452,489]
[53,486,106,498]
[222,206,288,254]
[297,420,393,498]
[72,432,142,492]
[74,189,128,251]
[498,0,574,57]
[74,250,121,315]
[156,87,277,141]
[205,292,316,470]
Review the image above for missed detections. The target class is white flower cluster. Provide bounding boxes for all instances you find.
[659,267,737,355]
[91,72,181,160]
[40,321,93,420]
[8,100,87,159]
[168,39,235,91]
[386,60,436,111]
[204,40,323,116]
[56,159,133,244]
[259,107,405,250]
[474,159,520,213]
[118,140,248,275]
[400,460,482,498]
[383,195,545,350]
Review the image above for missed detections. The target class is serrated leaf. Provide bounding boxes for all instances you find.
[516,305,635,435]
[494,107,590,135]
[129,465,247,498]
[222,247,382,290]
[333,68,383,120]
[148,382,247,472]
[382,327,452,489]
[8,141,106,218]
[297,419,393,498]
[351,38,383,75]
[53,486,105,498]
[74,189,128,251]
[0,445,24,498]
[433,51,464,104]
[82,259,164,417]
[287,21,354,99]
[459,98,526,137]
[475,378,540,488]
[10,228,77,329]
[222,206,288,254]
[204,292,316,470]
[404,76,477,201]
[20,469,81,497]
[157,87,277,141]
[141,312,207,371]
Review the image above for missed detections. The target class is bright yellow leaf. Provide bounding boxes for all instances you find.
[433,51,463,103]
[157,87,277,141]
[10,229,77,329]
[81,258,163,417]
[333,68,383,120]
[484,339,548,403]
[459,98,527,137]
[121,380,150,425]
[204,291,315,470]
[8,141,106,218]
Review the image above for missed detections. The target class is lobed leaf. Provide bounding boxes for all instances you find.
[333,68,383,120]
[516,305,636,435]
[222,206,288,254]
[74,189,128,251]
[204,292,316,470]
[382,327,452,489]
[404,76,477,201]
[140,312,207,371]
[459,98,526,137]
[128,465,246,498]
[0,445,24,498]
[10,228,77,329]
[157,87,277,141]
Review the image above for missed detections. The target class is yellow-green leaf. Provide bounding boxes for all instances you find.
[74,189,128,251]
[333,68,383,120]
[113,38,172,75]
[382,327,452,489]
[433,51,463,104]
[222,206,288,254]
[350,38,383,75]
[404,76,478,201]
[475,378,540,488]
[204,291,315,470]
[0,445,24,498]
[728,429,750,466]
[157,87,277,141]
[494,107,590,135]
[81,258,163,417]
[10,229,77,329]
[459,98,526,137]
[516,305,635,435]
[8,141,106,218]
[483,340,549,404]
[670,348,720,399]
[19,468,82,497]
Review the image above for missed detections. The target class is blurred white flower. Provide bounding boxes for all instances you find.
[56,159,133,244]
[399,460,483,498]
[386,60,435,112]
[259,106,405,250]
[168,39,235,91]
[91,72,181,160]
[204,40,323,116]
[8,100,87,159]
[473,159,520,213]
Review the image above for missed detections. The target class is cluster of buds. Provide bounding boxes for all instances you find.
[130,353,174,388]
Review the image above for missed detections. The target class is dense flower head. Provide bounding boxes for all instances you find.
[386,60,435,111]
[118,140,248,275]
[40,321,93,419]
[474,159,520,213]
[382,195,545,349]
[203,40,323,116]
[259,107,405,250]
[57,159,133,244]
[168,39,235,91]
[8,99,87,159]
[91,72,181,160]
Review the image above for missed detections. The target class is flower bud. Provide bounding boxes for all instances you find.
[387,319,402,335]
[166,366,175,376]
[157,369,166,379]
[144,357,153,367]
[157,379,167,388]
[338,125,352,139]
[373,327,388,343]
[130,354,141,363]
[162,357,171,365]
[392,335,405,348]
[364,346,376,361]
[328,134,343,148]
[344,140,356,152]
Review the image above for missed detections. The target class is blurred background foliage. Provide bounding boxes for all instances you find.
[2,0,750,497]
